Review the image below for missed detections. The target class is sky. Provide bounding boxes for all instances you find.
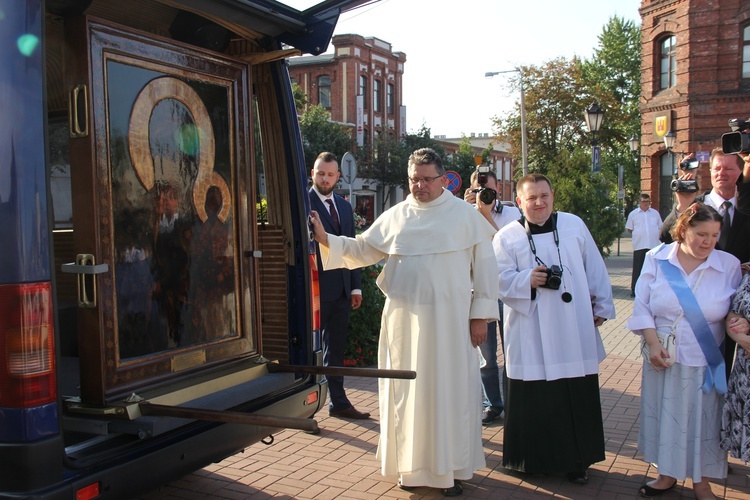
[301,0,642,139]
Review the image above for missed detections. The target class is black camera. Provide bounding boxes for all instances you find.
[540,265,563,290]
[471,166,497,205]
[670,157,700,192]
[721,118,750,154]
[679,158,699,170]
[670,179,700,193]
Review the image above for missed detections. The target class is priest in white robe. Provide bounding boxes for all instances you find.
[492,173,615,483]
[309,148,499,496]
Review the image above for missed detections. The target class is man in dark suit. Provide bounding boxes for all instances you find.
[660,147,750,378]
[309,152,368,420]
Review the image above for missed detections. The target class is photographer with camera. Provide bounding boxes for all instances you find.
[493,173,614,483]
[464,167,521,425]
[660,141,750,380]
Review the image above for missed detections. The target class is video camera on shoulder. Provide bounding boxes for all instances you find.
[721,118,750,155]
[670,156,700,193]
[471,165,497,205]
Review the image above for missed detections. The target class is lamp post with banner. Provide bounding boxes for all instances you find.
[584,102,605,172]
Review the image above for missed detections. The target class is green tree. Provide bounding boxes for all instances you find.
[444,135,491,191]
[291,82,308,112]
[547,149,625,256]
[496,58,588,176]
[298,104,355,169]
[493,16,641,253]
[581,16,642,207]
[356,127,409,209]
[403,124,447,157]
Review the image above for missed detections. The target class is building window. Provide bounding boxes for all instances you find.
[387,83,394,115]
[659,35,677,89]
[318,75,331,108]
[743,24,750,79]
[359,75,368,109]
[374,79,382,113]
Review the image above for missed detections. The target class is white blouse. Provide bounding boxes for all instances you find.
[627,243,741,367]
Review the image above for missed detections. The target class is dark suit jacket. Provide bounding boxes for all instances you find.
[309,189,362,301]
[659,190,750,263]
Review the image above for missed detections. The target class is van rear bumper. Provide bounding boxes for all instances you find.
[0,380,326,499]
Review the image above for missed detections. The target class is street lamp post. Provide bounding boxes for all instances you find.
[663,131,677,175]
[485,69,528,176]
[584,102,605,172]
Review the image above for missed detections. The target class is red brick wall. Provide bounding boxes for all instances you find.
[287,34,406,149]
[639,0,750,214]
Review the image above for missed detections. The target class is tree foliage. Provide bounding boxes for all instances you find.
[581,16,642,208]
[443,136,492,191]
[494,16,641,253]
[356,127,409,209]
[298,104,355,170]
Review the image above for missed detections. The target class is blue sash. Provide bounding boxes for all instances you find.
[657,258,727,394]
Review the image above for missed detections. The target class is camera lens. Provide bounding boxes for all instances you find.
[479,188,496,205]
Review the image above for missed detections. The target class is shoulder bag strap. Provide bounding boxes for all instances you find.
[656,259,727,394]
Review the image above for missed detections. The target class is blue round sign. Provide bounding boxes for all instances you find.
[444,170,462,193]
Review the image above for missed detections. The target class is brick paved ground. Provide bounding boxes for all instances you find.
[143,236,750,499]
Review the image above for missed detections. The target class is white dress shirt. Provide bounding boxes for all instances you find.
[625,207,662,251]
[627,243,741,366]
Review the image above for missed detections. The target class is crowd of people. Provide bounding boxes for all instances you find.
[307,146,750,498]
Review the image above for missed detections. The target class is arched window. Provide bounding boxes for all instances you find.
[743,24,750,79]
[317,75,331,108]
[659,35,677,89]
[359,75,368,109]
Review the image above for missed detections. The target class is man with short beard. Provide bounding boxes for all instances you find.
[309,152,367,420]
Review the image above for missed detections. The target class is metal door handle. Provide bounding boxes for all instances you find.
[61,254,108,308]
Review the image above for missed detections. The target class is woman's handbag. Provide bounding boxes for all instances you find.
[641,330,676,367]
[639,267,706,369]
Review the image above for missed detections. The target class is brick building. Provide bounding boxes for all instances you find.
[435,134,516,202]
[637,0,750,218]
[288,34,406,221]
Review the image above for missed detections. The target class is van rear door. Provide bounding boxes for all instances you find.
[64,17,257,406]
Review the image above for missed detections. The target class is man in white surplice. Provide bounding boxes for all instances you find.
[309,148,499,495]
[493,173,614,482]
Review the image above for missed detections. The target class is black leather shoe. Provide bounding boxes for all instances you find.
[567,470,588,484]
[329,406,371,419]
[639,479,677,497]
[441,480,463,497]
[481,406,504,425]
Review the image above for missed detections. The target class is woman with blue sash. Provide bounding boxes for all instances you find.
[627,204,741,499]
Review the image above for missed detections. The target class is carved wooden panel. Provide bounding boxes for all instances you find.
[257,226,289,364]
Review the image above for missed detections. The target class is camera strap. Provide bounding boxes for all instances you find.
[523,213,572,303]
[523,213,560,268]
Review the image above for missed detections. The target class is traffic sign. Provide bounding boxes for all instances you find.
[341,152,357,184]
[444,170,462,193]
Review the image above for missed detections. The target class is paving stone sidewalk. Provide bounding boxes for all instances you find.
[144,236,750,499]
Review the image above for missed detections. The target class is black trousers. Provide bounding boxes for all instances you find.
[631,248,648,293]
[320,292,353,411]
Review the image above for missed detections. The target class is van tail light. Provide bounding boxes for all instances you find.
[0,283,57,408]
[309,254,320,331]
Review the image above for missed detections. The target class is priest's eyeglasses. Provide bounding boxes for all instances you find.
[408,174,443,185]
